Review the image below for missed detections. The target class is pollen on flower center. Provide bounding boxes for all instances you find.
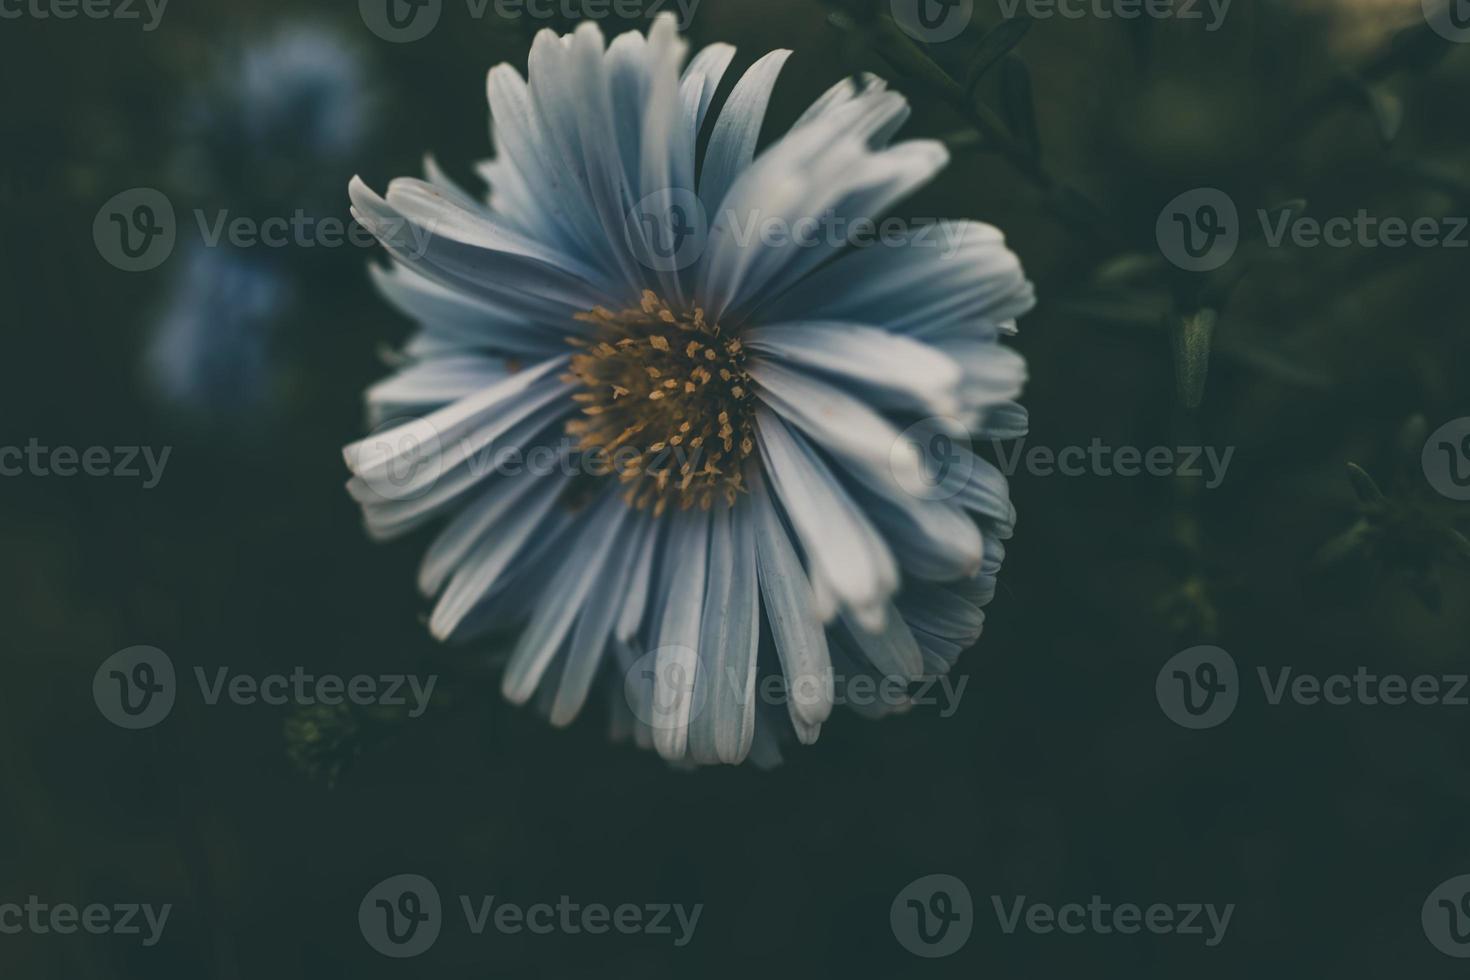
[564,291,756,515]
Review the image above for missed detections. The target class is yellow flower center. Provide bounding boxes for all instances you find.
[565,291,756,515]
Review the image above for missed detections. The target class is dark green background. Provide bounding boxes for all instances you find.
[3,0,1470,975]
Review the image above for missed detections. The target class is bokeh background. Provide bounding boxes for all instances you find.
[3,0,1470,975]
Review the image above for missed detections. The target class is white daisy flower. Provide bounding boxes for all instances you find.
[344,14,1034,767]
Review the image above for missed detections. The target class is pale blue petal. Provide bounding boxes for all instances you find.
[751,475,833,729]
[680,42,737,137]
[689,501,760,765]
[838,601,923,681]
[759,220,1034,336]
[550,508,653,725]
[484,62,596,253]
[502,490,634,703]
[365,354,510,425]
[978,400,1029,440]
[343,356,568,502]
[752,360,983,579]
[416,466,572,597]
[652,506,711,760]
[753,407,897,626]
[351,393,569,541]
[429,490,578,640]
[697,49,792,218]
[370,264,573,359]
[744,322,964,417]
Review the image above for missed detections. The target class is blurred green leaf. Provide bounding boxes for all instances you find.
[999,54,1040,161]
[964,17,1032,96]
[1090,252,1170,288]
[1352,80,1404,146]
[1312,518,1375,571]
[1444,527,1470,566]
[1397,415,1430,459]
[868,15,967,93]
[1169,309,1217,410]
[1346,462,1387,507]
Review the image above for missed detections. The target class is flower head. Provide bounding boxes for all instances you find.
[345,15,1034,766]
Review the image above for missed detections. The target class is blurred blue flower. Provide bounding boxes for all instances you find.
[176,24,371,206]
[145,244,292,420]
[148,24,371,420]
